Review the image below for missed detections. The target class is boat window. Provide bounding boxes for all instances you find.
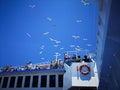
[32,75,38,88]
[16,76,23,88]
[49,75,56,87]
[41,75,47,87]
[24,76,31,88]
[0,77,2,85]
[2,77,8,88]
[9,76,15,88]
[58,75,63,87]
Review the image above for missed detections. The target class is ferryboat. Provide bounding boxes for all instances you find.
[0,51,99,90]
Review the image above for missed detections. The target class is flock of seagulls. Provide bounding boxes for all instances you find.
[26,0,95,60]
[28,0,90,9]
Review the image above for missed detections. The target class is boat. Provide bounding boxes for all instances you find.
[0,51,99,90]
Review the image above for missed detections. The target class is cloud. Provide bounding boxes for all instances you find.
[83,38,88,40]
[76,19,82,23]
[26,33,31,38]
[80,0,90,5]
[47,17,52,21]
[28,4,36,8]
[72,35,80,39]
[43,32,49,35]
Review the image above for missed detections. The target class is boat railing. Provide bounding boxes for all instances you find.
[64,51,93,66]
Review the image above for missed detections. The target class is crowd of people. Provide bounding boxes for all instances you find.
[0,60,64,73]
[64,52,91,65]
[0,52,91,72]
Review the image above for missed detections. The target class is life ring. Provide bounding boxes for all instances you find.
[79,64,90,75]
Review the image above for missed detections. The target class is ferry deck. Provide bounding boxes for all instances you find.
[0,51,98,90]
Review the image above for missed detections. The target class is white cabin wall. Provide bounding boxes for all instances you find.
[0,71,64,90]
[63,64,72,90]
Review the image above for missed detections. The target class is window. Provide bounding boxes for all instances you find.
[16,76,23,88]
[32,75,38,88]
[98,15,102,26]
[49,75,56,87]
[2,77,8,88]
[9,76,15,88]
[99,0,104,11]
[24,76,31,88]
[0,77,2,85]
[41,75,47,87]
[58,75,63,87]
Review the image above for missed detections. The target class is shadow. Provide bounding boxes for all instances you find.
[80,73,91,80]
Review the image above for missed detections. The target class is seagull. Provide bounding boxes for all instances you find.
[70,45,75,48]
[49,38,61,44]
[39,51,43,54]
[49,38,55,41]
[47,17,52,21]
[40,45,45,49]
[87,44,92,46]
[75,47,81,51]
[41,58,45,60]
[43,32,49,35]
[76,19,82,23]
[28,4,36,8]
[55,40,61,44]
[83,38,88,40]
[80,0,90,5]
[53,45,59,47]
[72,35,80,39]
[60,48,64,50]
[26,33,31,38]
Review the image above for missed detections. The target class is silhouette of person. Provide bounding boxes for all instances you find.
[83,55,89,62]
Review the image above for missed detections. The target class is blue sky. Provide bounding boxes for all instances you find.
[0,0,98,66]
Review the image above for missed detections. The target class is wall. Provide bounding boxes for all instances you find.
[99,0,120,90]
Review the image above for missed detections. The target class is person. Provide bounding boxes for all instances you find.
[72,54,76,59]
[83,55,90,62]
[64,52,70,60]
[76,56,82,62]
